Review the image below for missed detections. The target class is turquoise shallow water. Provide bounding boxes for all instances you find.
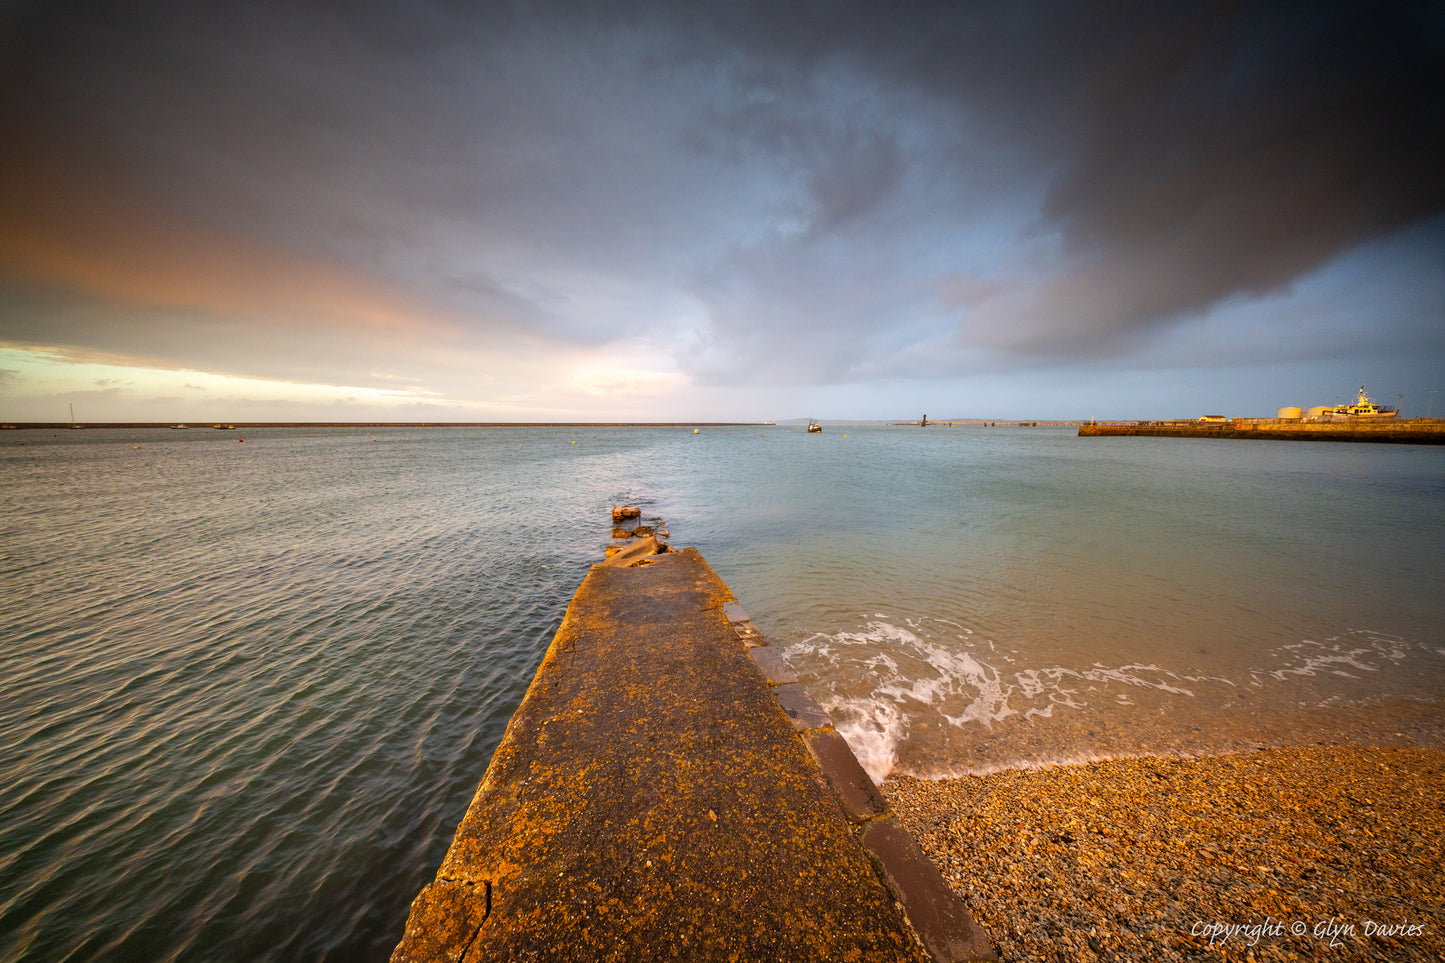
[1,425,1442,960]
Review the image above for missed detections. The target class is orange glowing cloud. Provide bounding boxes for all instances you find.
[0,143,462,350]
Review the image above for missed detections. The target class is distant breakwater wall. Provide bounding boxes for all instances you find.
[1079,419,1445,444]
[391,529,994,963]
[1,422,764,430]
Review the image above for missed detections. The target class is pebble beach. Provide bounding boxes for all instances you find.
[887,745,1444,962]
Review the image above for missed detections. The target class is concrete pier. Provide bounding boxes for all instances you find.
[392,543,994,962]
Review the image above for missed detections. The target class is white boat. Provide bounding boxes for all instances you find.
[1322,385,1398,420]
[171,424,190,429]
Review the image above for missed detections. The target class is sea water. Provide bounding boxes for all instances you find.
[1,425,1441,960]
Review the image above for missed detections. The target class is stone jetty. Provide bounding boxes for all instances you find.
[391,528,994,962]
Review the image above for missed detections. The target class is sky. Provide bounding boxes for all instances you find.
[2,0,1443,422]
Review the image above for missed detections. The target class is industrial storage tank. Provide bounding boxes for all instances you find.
[1306,406,1329,418]
[1277,406,1303,420]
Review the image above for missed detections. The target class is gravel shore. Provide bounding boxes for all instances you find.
[886,745,1443,961]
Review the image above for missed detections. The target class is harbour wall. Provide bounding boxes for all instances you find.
[1079,419,1445,444]
[391,537,995,962]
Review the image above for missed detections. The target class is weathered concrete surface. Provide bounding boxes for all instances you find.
[392,547,970,962]
[598,534,663,567]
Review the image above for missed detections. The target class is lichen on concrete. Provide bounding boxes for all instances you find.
[392,547,948,962]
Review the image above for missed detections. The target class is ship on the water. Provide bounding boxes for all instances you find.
[1321,385,1398,420]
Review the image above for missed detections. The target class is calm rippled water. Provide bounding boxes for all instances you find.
[2,425,1442,961]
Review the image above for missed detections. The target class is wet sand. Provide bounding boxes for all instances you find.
[887,745,1444,961]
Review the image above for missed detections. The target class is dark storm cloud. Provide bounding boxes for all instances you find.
[1009,1,1445,346]
[686,0,1445,363]
[1,0,1442,394]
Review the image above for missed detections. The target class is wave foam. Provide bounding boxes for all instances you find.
[1260,631,1411,681]
[788,618,1440,782]
[787,617,1211,782]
